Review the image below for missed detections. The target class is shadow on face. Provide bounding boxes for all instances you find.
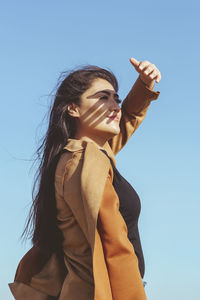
[78,100,120,128]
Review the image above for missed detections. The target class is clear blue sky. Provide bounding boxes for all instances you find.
[1,1,200,299]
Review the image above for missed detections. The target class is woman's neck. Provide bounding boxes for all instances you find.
[73,133,108,150]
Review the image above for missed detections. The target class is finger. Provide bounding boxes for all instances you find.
[149,70,162,84]
[143,65,155,76]
[155,72,162,83]
[149,69,159,80]
[138,61,150,71]
[130,57,140,68]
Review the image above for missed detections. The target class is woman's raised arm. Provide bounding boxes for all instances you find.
[108,58,161,155]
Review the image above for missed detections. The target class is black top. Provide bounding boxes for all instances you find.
[100,149,145,278]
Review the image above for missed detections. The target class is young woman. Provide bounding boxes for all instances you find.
[9,57,161,300]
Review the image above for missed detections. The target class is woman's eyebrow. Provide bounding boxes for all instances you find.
[87,89,119,98]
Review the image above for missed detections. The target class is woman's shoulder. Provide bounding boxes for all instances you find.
[55,149,85,181]
[55,138,88,177]
[55,138,114,184]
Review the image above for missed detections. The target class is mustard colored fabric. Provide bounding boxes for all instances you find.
[9,77,160,299]
[97,174,147,300]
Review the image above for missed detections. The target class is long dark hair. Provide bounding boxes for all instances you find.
[22,65,118,254]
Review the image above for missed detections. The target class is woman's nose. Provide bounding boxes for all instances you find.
[112,100,121,112]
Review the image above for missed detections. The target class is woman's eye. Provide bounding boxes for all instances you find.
[100,96,108,100]
[115,98,122,104]
[100,95,122,104]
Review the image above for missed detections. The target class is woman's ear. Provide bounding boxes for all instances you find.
[66,103,80,118]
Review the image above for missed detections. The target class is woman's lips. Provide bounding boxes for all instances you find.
[108,116,120,122]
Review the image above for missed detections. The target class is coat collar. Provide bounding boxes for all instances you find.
[63,138,86,152]
[63,138,116,166]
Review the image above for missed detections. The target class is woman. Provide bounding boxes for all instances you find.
[9,57,161,300]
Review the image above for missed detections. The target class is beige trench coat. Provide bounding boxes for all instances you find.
[9,77,160,299]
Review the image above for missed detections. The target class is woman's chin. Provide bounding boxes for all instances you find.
[105,127,121,138]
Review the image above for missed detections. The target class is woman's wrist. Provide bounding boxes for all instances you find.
[139,75,155,90]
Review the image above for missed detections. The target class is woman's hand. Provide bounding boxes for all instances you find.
[130,57,161,90]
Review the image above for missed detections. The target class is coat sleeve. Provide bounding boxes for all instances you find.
[97,173,147,300]
[108,76,160,155]
[8,246,67,299]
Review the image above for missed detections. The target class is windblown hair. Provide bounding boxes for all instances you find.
[22,65,118,254]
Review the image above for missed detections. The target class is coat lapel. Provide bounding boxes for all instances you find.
[80,141,114,299]
[80,141,111,249]
[64,138,115,249]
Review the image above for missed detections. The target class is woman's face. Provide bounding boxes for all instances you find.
[73,78,122,142]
